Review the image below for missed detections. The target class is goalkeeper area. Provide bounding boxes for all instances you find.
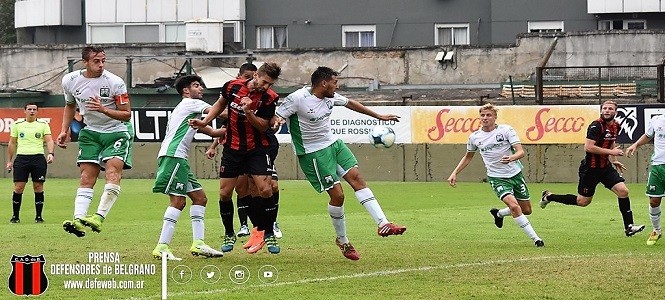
[2,178,663,299]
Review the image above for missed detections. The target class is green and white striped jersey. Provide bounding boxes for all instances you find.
[158,98,211,159]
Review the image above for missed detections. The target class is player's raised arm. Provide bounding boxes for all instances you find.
[345,100,400,122]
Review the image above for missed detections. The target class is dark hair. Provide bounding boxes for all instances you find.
[257,62,281,80]
[174,75,204,96]
[311,66,339,86]
[82,45,105,61]
[239,63,257,74]
[24,102,38,109]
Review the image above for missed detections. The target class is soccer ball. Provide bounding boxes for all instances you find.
[369,125,396,148]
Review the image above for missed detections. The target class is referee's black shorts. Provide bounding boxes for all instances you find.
[13,154,47,183]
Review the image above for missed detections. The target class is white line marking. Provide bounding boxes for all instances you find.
[123,253,654,300]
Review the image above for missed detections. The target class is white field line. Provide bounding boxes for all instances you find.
[120,252,653,300]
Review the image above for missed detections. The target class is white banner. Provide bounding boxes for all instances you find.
[274,106,412,144]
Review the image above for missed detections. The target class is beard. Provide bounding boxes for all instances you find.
[600,114,615,122]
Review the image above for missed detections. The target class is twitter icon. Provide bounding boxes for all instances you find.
[200,265,221,284]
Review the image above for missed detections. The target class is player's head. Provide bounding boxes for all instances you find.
[175,75,205,99]
[479,103,498,128]
[311,66,339,98]
[251,62,281,93]
[24,102,38,120]
[81,45,106,78]
[600,100,618,121]
[238,63,257,80]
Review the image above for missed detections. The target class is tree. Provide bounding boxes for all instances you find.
[0,0,16,44]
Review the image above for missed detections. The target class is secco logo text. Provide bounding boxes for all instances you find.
[525,108,585,141]
[427,109,481,141]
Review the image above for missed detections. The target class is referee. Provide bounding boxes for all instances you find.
[6,103,54,223]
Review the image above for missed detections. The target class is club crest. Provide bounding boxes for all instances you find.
[8,254,49,296]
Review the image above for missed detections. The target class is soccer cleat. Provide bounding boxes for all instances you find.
[63,219,86,238]
[221,235,237,253]
[625,224,646,237]
[336,238,360,260]
[35,217,44,223]
[190,240,224,258]
[273,222,283,239]
[535,240,545,247]
[79,214,104,233]
[489,208,504,228]
[247,239,266,254]
[377,222,407,237]
[243,227,264,249]
[236,225,250,237]
[10,217,20,224]
[152,244,182,261]
[646,231,662,246]
[540,190,551,209]
[265,235,280,254]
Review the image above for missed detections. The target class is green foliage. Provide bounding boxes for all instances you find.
[0,0,16,44]
[0,179,662,299]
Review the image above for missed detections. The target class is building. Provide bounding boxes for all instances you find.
[13,0,664,49]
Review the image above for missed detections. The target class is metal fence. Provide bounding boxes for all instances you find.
[534,65,664,104]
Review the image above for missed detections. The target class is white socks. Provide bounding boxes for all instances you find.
[328,205,349,244]
[190,205,205,241]
[96,183,121,218]
[497,207,511,218]
[513,214,540,241]
[354,188,388,226]
[158,206,182,244]
[650,205,662,233]
[74,188,94,219]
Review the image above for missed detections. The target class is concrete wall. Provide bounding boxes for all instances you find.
[2,32,664,93]
[1,143,654,184]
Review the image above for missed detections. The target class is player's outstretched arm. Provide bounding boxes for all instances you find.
[626,134,651,157]
[448,152,475,187]
[346,100,400,122]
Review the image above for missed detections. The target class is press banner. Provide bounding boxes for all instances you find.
[411,105,600,144]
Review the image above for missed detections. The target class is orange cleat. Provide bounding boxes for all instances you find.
[243,227,264,250]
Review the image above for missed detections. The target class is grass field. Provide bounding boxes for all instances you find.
[2,178,664,300]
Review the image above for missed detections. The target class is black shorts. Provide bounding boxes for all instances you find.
[220,147,273,178]
[577,160,624,197]
[13,154,47,183]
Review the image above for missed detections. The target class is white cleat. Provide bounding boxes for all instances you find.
[273,222,283,239]
[191,242,224,258]
[236,225,250,237]
[540,190,551,209]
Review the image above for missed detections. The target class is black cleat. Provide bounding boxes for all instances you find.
[10,217,20,224]
[535,240,545,247]
[35,217,44,223]
[489,208,503,228]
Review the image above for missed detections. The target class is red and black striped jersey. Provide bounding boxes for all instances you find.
[585,118,618,168]
[220,78,279,151]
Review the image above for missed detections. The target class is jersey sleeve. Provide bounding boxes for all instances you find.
[586,121,601,141]
[646,119,656,138]
[466,134,477,152]
[42,121,52,135]
[333,93,350,106]
[113,78,130,106]
[62,76,75,105]
[10,121,18,138]
[276,92,298,119]
[506,125,520,145]
[194,99,212,114]
[256,98,277,120]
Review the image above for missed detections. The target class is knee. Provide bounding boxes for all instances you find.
[578,199,591,207]
[170,199,186,210]
[192,196,207,206]
[522,207,532,215]
[258,186,272,198]
[13,185,26,194]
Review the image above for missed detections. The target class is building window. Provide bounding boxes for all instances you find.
[126,25,159,43]
[527,21,564,33]
[165,24,186,43]
[89,24,161,43]
[434,24,469,45]
[598,19,646,30]
[342,25,376,47]
[89,25,123,43]
[257,26,287,49]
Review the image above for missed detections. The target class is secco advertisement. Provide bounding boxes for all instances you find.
[411,105,600,144]
[274,106,412,144]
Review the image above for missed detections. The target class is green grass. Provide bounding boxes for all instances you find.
[1,179,663,300]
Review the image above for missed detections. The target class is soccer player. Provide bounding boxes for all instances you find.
[6,103,54,223]
[151,75,225,260]
[540,100,645,237]
[625,115,665,245]
[190,62,282,254]
[448,103,544,247]
[274,66,406,261]
[57,46,133,237]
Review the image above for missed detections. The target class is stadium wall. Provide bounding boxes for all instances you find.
[0,143,653,184]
